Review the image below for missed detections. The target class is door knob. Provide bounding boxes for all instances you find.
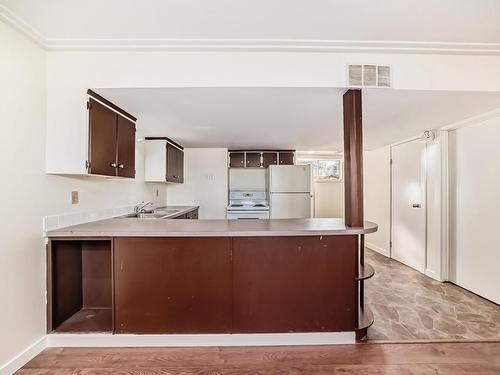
[110,162,117,168]
[412,203,421,208]
[118,164,124,169]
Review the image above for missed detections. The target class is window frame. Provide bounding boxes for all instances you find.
[296,158,344,183]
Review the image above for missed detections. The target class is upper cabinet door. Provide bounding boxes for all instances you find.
[229,152,245,168]
[246,152,261,168]
[116,116,136,178]
[262,152,278,168]
[166,143,177,182]
[176,148,184,183]
[88,99,118,176]
[279,152,295,165]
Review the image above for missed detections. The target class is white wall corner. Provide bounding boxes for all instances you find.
[439,130,450,282]
[0,336,47,375]
[365,242,390,258]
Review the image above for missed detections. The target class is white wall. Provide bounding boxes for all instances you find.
[425,131,448,281]
[313,182,344,218]
[46,50,500,92]
[229,169,266,190]
[167,148,228,219]
[449,115,500,304]
[363,146,391,256]
[0,20,165,368]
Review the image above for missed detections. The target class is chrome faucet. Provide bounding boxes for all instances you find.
[134,201,153,214]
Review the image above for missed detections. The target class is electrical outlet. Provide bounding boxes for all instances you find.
[71,191,79,204]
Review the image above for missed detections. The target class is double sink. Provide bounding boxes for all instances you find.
[120,208,184,219]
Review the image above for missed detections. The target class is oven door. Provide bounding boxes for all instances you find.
[226,210,270,220]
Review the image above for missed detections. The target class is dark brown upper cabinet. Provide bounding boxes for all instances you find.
[176,146,184,183]
[166,143,184,183]
[278,152,295,165]
[228,150,295,168]
[245,152,261,168]
[87,93,137,178]
[116,116,136,178]
[262,152,278,168]
[144,138,184,184]
[229,152,245,168]
[88,99,118,176]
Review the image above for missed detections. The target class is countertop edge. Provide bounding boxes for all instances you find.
[47,221,377,238]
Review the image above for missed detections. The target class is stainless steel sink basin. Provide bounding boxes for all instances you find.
[118,208,183,219]
[119,212,168,219]
[154,209,181,215]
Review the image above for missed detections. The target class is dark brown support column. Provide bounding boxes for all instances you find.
[343,89,372,341]
[343,89,364,227]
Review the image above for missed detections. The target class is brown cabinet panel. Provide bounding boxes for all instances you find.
[116,116,136,178]
[166,143,177,182]
[166,143,184,183]
[176,147,184,183]
[278,152,294,165]
[229,152,245,168]
[245,152,261,168]
[232,235,357,333]
[262,152,278,168]
[114,237,232,333]
[88,99,117,176]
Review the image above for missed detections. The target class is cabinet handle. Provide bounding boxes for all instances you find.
[118,164,124,169]
[110,162,117,168]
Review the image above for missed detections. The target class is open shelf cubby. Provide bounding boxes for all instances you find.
[48,239,112,333]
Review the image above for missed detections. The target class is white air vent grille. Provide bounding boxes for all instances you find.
[347,64,391,88]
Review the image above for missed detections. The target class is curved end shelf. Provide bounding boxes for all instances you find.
[356,263,375,281]
[357,306,374,331]
[355,306,374,341]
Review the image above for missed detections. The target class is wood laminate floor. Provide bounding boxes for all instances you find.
[18,342,500,374]
[365,249,500,341]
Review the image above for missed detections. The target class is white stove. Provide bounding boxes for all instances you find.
[226,190,270,219]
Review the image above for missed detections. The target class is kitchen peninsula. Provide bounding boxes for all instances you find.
[46,218,376,341]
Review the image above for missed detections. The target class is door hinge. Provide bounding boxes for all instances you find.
[390,241,392,248]
[390,158,393,165]
[86,101,91,110]
[85,160,91,170]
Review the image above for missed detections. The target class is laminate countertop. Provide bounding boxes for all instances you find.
[46,218,377,238]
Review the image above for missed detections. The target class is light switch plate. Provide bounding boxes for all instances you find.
[71,191,79,204]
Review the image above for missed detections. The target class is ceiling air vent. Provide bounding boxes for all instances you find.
[347,64,391,88]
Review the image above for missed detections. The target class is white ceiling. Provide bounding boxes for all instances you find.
[2,0,500,52]
[96,88,500,151]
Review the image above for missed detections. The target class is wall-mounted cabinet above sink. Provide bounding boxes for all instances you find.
[45,89,137,177]
[144,137,184,183]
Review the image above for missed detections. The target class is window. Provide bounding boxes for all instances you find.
[297,158,342,181]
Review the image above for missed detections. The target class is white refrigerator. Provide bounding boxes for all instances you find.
[268,165,312,219]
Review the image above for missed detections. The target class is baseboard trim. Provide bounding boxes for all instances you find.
[47,332,355,347]
[365,242,390,257]
[0,336,47,375]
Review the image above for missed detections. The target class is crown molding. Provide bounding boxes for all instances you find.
[3,4,500,55]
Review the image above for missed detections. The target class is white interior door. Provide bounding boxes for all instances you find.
[391,140,426,273]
